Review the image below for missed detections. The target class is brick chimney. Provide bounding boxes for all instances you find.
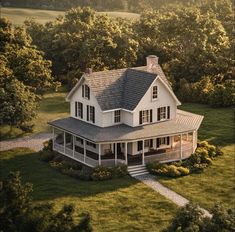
[146,55,158,73]
[85,68,92,74]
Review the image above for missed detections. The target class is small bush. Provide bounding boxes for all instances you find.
[19,124,34,132]
[110,165,128,178]
[42,139,53,151]
[91,166,112,181]
[215,146,224,156]
[39,150,55,162]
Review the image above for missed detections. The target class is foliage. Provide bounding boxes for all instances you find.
[163,203,235,232]
[42,139,53,152]
[39,150,55,162]
[0,171,92,232]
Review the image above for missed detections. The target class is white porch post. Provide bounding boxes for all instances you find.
[125,142,128,165]
[83,139,86,162]
[180,134,183,160]
[72,135,75,157]
[115,143,117,165]
[63,131,66,154]
[52,127,55,150]
[98,143,101,165]
[142,140,145,165]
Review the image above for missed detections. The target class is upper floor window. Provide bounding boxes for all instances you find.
[157,106,170,121]
[82,84,90,99]
[75,102,83,119]
[114,110,121,123]
[87,105,95,123]
[152,86,158,99]
[139,109,152,125]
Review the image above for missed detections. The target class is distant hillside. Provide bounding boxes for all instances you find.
[2,0,203,13]
[1,7,140,26]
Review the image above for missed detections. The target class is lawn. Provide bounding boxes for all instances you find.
[0,148,177,232]
[158,104,235,210]
[0,90,69,140]
[2,7,140,25]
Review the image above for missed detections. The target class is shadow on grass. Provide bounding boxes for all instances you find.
[0,150,137,201]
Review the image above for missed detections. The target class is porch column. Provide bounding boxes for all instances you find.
[180,134,183,160]
[52,127,55,150]
[98,143,101,165]
[142,140,145,165]
[125,142,128,165]
[63,131,66,154]
[72,135,75,157]
[114,143,117,165]
[83,139,86,162]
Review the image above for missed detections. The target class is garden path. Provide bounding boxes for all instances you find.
[135,174,212,218]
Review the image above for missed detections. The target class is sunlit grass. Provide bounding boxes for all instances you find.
[0,148,177,231]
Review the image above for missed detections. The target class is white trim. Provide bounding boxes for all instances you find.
[102,108,134,113]
[66,75,85,101]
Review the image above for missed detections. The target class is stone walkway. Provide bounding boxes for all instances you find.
[0,133,53,152]
[136,174,212,218]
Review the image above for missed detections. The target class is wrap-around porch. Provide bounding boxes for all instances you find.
[52,127,197,167]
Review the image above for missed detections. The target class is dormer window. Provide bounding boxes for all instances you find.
[114,110,121,123]
[152,86,158,99]
[82,84,90,99]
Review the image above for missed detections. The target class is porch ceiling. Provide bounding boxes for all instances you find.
[48,110,203,143]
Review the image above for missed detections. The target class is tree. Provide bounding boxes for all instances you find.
[163,203,235,232]
[0,172,92,232]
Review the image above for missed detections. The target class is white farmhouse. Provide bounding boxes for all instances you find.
[49,55,203,176]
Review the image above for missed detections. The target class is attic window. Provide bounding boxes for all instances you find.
[152,86,158,99]
[114,110,121,123]
[82,84,90,99]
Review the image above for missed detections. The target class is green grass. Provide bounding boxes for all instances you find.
[158,104,235,210]
[0,148,177,231]
[2,7,140,25]
[0,90,69,140]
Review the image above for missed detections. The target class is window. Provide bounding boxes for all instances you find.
[76,137,83,144]
[144,139,153,148]
[82,84,90,99]
[156,137,170,148]
[139,110,153,125]
[114,110,121,123]
[157,106,170,121]
[137,141,143,151]
[87,105,95,123]
[86,141,96,148]
[152,86,158,99]
[75,102,83,118]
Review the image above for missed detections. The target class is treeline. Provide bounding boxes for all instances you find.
[25,1,234,105]
[2,0,221,13]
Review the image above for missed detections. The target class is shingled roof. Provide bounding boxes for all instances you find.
[67,64,176,111]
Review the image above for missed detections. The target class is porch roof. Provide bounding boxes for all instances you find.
[48,110,203,143]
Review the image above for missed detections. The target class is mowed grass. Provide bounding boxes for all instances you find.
[0,90,69,140]
[158,104,235,210]
[0,148,177,232]
[2,7,140,25]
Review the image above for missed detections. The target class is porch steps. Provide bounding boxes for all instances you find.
[128,164,149,177]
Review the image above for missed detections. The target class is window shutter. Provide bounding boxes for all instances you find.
[88,86,90,100]
[150,139,153,147]
[156,138,160,148]
[150,109,153,122]
[81,103,83,119]
[87,105,89,121]
[167,106,170,119]
[139,111,143,125]
[167,136,170,145]
[82,85,84,98]
[93,107,95,123]
[137,141,142,151]
[157,108,160,121]
[75,102,77,117]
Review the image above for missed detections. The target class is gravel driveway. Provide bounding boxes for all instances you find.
[0,133,53,152]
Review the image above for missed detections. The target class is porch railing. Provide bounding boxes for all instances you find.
[101,159,126,167]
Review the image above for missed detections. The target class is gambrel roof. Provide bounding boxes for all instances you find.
[66,65,180,111]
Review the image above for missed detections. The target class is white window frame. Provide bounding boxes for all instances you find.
[114,110,121,123]
[84,85,90,99]
[159,107,166,120]
[142,110,150,124]
[77,102,83,118]
[160,137,166,145]
[89,106,95,123]
[152,86,158,100]
[144,140,150,148]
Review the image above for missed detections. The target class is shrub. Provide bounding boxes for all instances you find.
[19,123,34,132]
[215,146,224,156]
[49,161,65,171]
[62,168,92,181]
[91,166,112,181]
[39,150,55,162]
[110,165,128,178]
[42,139,53,151]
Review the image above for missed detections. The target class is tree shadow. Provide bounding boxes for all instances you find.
[0,151,137,202]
